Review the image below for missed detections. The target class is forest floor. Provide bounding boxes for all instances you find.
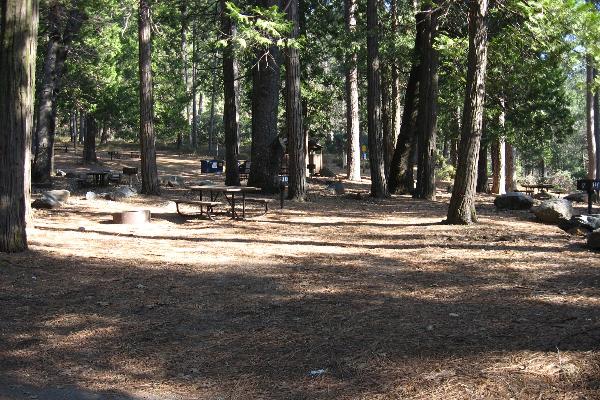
[1,147,599,399]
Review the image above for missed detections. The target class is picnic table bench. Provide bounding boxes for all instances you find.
[174,199,222,220]
[188,185,268,220]
[522,183,554,195]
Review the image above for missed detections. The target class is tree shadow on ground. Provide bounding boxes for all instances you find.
[1,245,599,399]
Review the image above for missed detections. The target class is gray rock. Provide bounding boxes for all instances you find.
[533,191,555,200]
[43,189,70,203]
[532,199,573,224]
[108,186,137,201]
[320,167,337,178]
[573,214,600,230]
[162,175,185,187]
[326,182,345,195]
[564,192,588,203]
[85,191,97,200]
[588,229,600,250]
[192,180,214,186]
[559,214,600,234]
[32,197,60,209]
[494,192,534,210]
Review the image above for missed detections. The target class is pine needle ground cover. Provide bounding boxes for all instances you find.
[0,151,598,399]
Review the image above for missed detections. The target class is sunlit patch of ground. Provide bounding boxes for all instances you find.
[0,149,598,399]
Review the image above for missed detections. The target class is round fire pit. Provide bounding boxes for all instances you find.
[112,210,151,224]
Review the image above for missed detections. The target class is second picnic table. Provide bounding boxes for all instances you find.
[189,185,261,220]
[522,183,554,195]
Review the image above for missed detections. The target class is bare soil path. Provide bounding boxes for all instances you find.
[1,149,599,399]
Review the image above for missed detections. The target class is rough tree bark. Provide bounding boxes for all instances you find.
[344,0,360,181]
[285,0,306,200]
[586,57,596,179]
[83,114,97,163]
[138,0,160,194]
[32,1,83,183]
[248,0,282,193]
[446,0,489,224]
[490,137,506,194]
[390,0,401,157]
[0,0,39,252]
[208,53,218,155]
[388,10,424,194]
[382,64,393,178]
[78,111,84,143]
[505,142,517,191]
[221,0,240,186]
[414,4,439,200]
[191,21,198,149]
[594,67,600,179]
[366,0,387,197]
[178,0,188,150]
[476,140,488,193]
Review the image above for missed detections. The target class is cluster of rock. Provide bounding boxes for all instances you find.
[86,186,138,201]
[32,190,71,209]
[325,181,345,195]
[494,191,600,250]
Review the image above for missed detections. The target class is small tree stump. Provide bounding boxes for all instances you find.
[112,210,151,224]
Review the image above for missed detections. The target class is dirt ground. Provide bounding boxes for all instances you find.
[1,148,599,399]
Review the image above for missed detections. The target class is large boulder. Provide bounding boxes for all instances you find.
[564,192,588,203]
[32,197,60,209]
[532,199,573,224]
[32,190,70,209]
[494,192,534,210]
[320,167,337,178]
[43,189,70,203]
[558,214,600,235]
[588,229,600,250]
[161,175,185,187]
[325,181,345,195]
[108,186,137,201]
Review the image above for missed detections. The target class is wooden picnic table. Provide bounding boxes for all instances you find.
[522,183,554,195]
[189,185,262,220]
[87,171,110,187]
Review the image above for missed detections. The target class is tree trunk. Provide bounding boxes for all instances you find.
[285,0,306,200]
[78,111,84,143]
[70,112,77,145]
[414,4,438,200]
[586,56,596,179]
[138,0,160,194]
[344,0,360,181]
[208,53,218,156]
[381,64,393,179]
[491,137,506,194]
[83,114,97,162]
[32,2,84,183]
[248,0,282,193]
[388,11,424,194]
[366,0,387,197]
[446,0,489,224]
[594,67,600,180]
[390,0,401,158]
[476,139,487,193]
[505,142,517,191]
[79,111,85,144]
[191,22,198,149]
[0,0,38,253]
[178,0,188,150]
[100,122,108,144]
[221,0,240,186]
